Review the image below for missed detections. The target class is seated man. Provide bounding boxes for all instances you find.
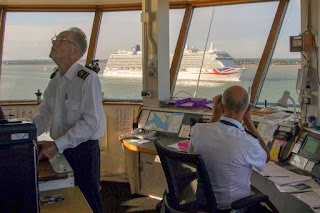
[188,85,270,211]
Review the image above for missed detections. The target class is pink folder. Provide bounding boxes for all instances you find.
[178,140,190,151]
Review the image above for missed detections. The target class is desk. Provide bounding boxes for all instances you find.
[123,138,317,213]
[123,136,179,154]
[251,172,315,213]
[122,136,179,197]
[40,186,92,213]
[38,159,68,181]
[123,139,157,155]
[38,155,74,191]
[37,133,74,191]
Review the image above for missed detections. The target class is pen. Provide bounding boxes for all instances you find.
[264,175,289,178]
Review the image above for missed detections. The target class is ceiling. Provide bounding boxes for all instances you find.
[0,0,181,6]
[0,0,276,7]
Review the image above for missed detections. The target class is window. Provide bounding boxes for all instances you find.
[172,2,278,101]
[257,0,301,110]
[1,12,94,101]
[95,11,142,100]
[95,9,184,100]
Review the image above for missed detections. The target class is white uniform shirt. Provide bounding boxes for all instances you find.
[33,62,106,153]
[188,117,267,210]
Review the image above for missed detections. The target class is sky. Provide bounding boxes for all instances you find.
[3,0,300,60]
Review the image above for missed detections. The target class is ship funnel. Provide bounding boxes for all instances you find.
[184,44,189,51]
[132,44,141,52]
[208,42,214,52]
[135,44,141,52]
[184,44,190,53]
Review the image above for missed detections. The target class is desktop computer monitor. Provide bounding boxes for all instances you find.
[0,122,39,213]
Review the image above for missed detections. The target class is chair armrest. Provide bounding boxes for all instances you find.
[231,193,269,210]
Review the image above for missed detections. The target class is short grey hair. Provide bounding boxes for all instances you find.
[68,27,87,58]
[222,86,249,113]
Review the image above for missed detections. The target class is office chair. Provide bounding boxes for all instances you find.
[159,190,186,213]
[154,139,273,213]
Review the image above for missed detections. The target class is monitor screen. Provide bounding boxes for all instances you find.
[145,111,172,132]
[0,143,39,213]
[303,137,319,154]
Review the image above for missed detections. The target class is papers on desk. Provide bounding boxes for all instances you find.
[49,153,73,173]
[256,162,320,211]
[166,142,188,152]
[275,180,314,193]
[127,138,152,144]
[255,111,293,125]
[293,192,320,212]
[255,162,312,186]
[38,132,53,141]
[257,123,278,145]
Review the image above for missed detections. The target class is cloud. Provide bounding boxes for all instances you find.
[3,1,300,60]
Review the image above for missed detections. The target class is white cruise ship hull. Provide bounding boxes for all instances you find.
[176,67,245,81]
[103,67,245,82]
[103,43,245,82]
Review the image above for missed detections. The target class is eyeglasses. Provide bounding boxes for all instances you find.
[51,35,78,47]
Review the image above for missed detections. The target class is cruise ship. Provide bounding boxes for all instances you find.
[103,43,245,81]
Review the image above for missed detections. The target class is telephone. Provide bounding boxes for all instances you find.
[269,129,295,162]
[121,128,156,140]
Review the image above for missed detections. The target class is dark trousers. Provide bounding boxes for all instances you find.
[63,140,102,213]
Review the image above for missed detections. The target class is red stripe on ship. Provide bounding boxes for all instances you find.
[210,68,238,75]
[201,72,238,75]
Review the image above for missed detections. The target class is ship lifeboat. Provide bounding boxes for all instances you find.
[119,67,123,70]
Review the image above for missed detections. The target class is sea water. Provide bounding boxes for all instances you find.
[0,64,299,108]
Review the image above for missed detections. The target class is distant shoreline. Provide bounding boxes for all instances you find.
[2,58,300,66]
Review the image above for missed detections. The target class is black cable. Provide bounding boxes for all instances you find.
[172,91,193,99]
[194,6,215,98]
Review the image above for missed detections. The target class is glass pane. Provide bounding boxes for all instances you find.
[96,11,142,100]
[96,9,184,100]
[169,9,185,54]
[257,0,301,111]
[1,12,94,101]
[172,2,278,101]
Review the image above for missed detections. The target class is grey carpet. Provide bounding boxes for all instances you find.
[100,181,160,213]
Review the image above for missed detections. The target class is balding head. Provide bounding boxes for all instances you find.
[68,27,87,59]
[222,85,249,114]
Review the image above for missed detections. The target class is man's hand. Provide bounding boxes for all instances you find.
[243,104,270,162]
[37,140,58,160]
[210,94,222,122]
[243,103,253,126]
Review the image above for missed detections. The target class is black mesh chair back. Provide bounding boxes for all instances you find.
[160,190,188,213]
[154,139,217,213]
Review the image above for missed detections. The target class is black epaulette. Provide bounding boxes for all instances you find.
[245,129,258,139]
[77,70,90,80]
[50,68,59,79]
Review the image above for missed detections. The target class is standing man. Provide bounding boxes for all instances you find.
[188,85,270,211]
[33,27,105,213]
